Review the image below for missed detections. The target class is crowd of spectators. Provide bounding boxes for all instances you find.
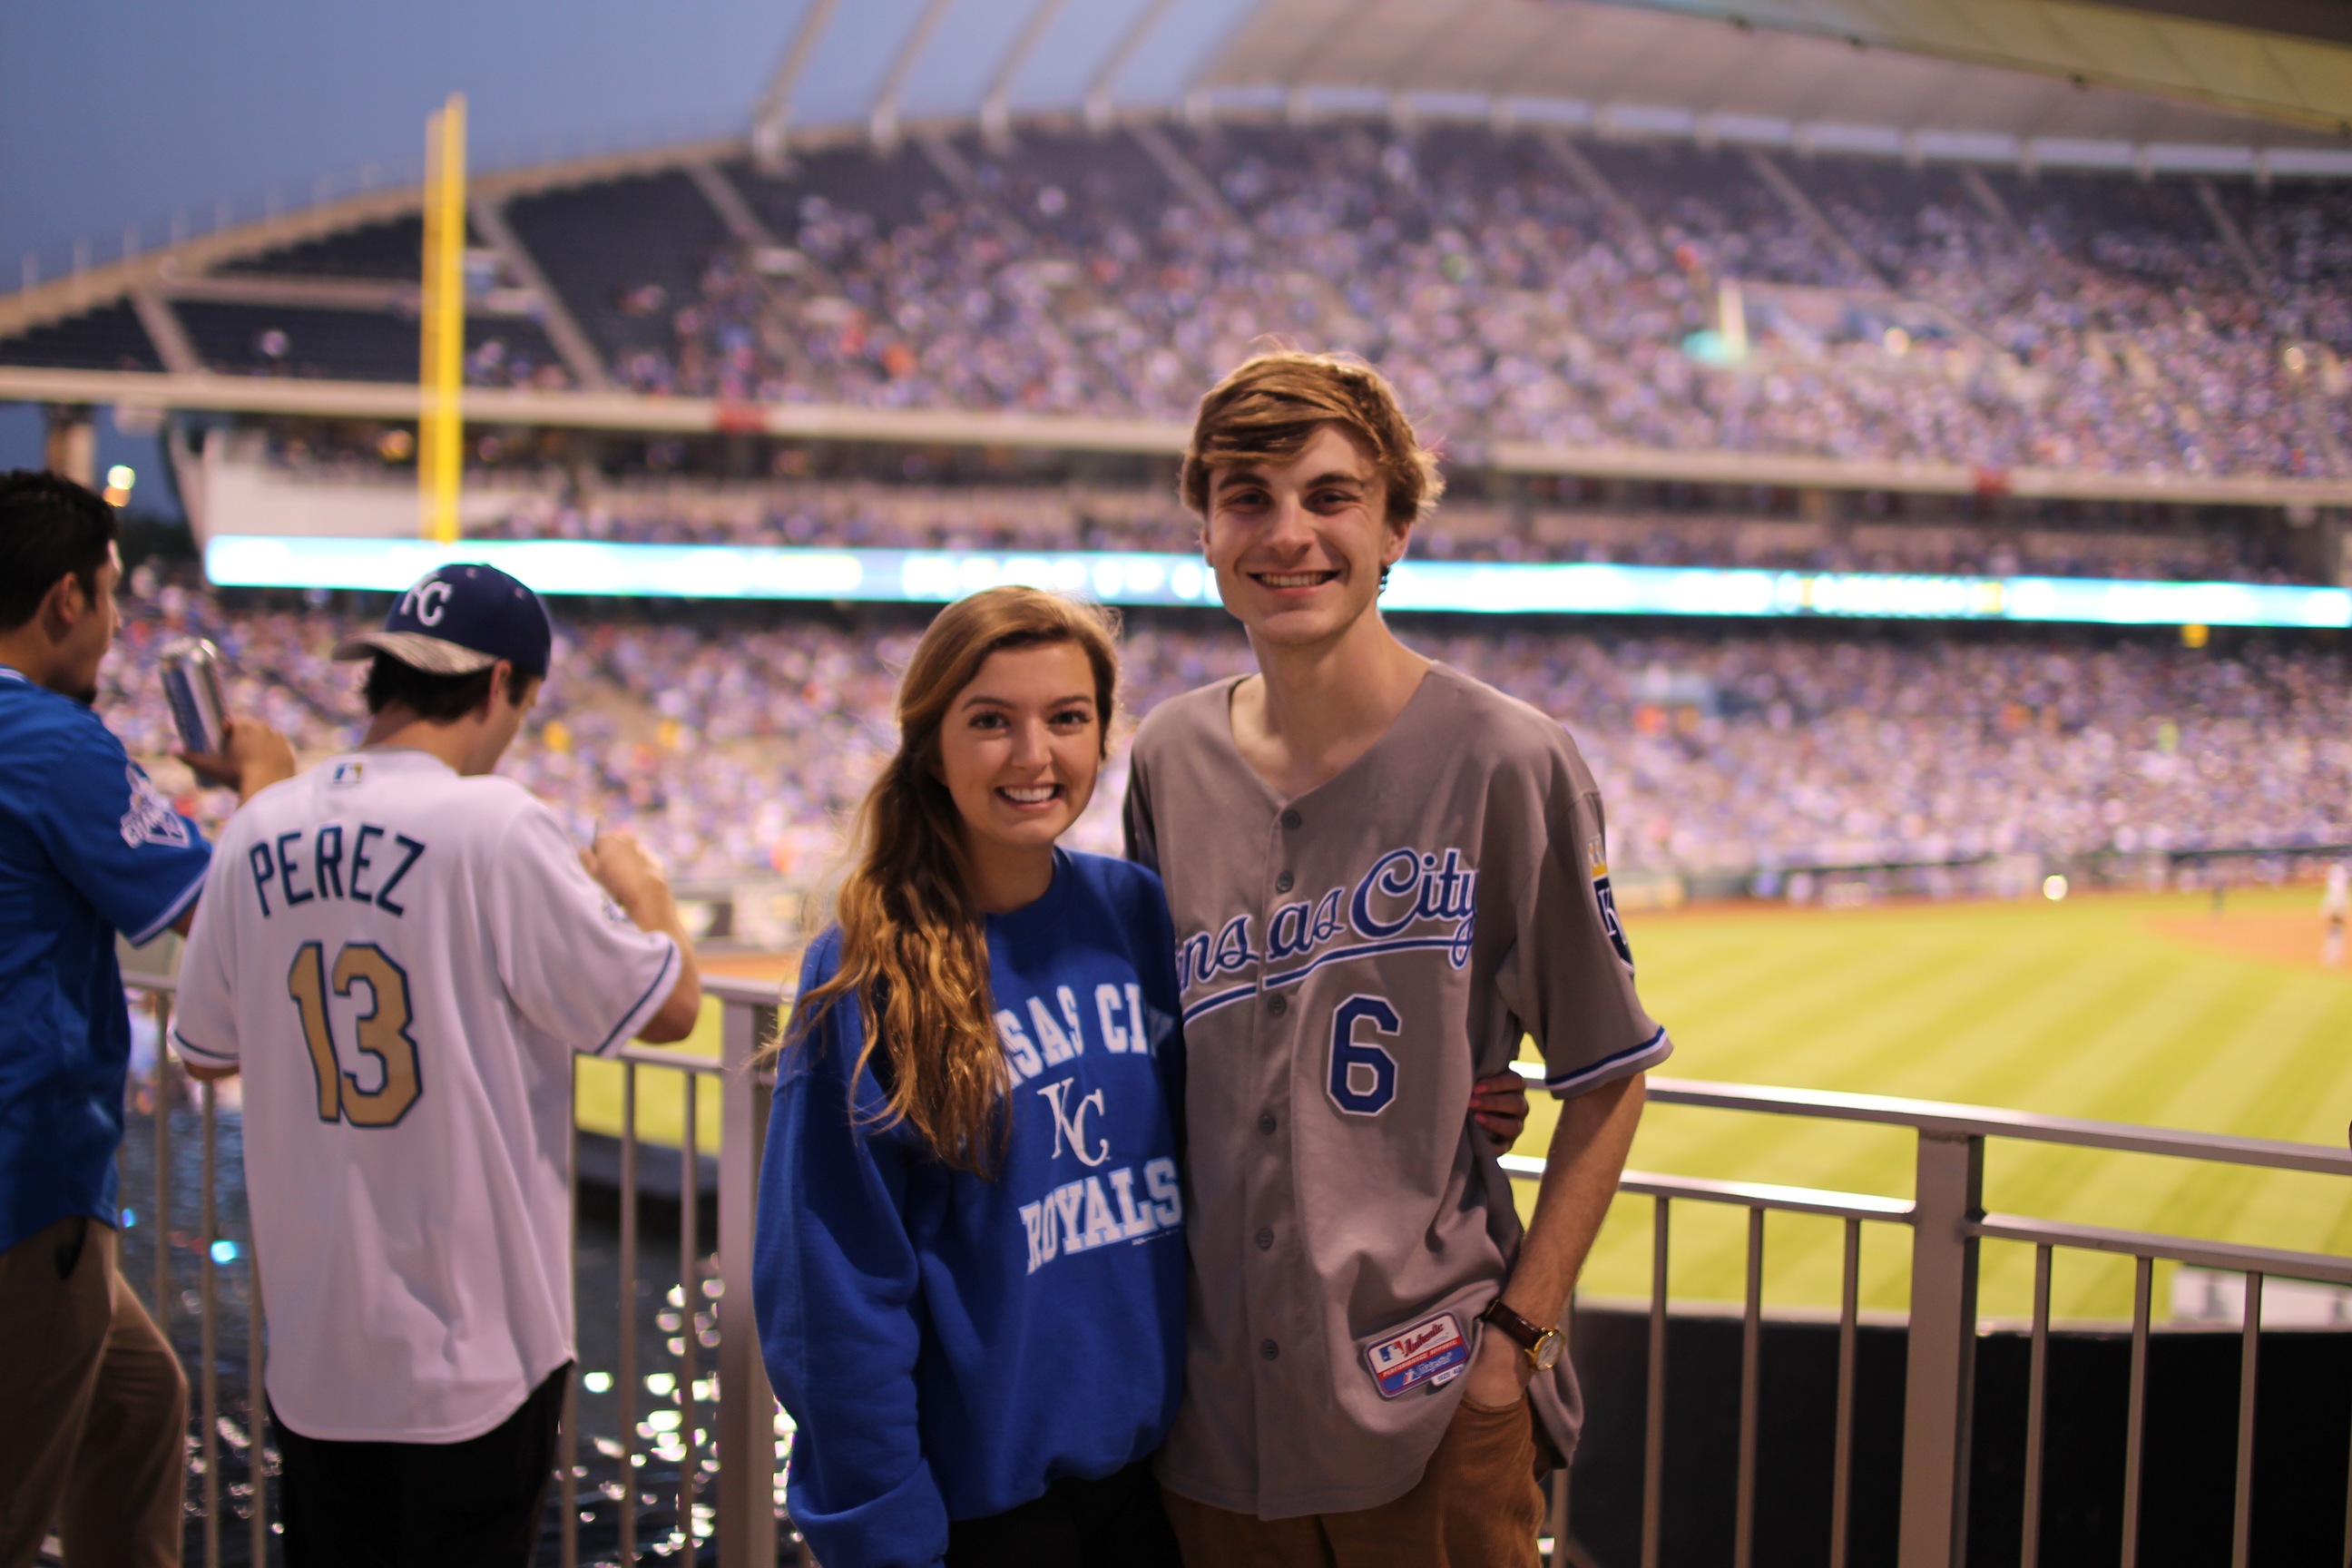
[102,573,2352,904]
[458,477,2303,583]
[591,126,2352,481]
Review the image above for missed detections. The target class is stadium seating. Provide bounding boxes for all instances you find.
[0,302,164,372]
[104,576,2352,895]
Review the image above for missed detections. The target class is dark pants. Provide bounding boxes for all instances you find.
[271,1363,570,1568]
[946,1456,1181,1568]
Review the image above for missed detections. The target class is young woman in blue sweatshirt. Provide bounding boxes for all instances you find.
[754,588,1186,1568]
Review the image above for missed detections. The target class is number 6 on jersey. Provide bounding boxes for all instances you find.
[1328,994,1400,1115]
[288,941,423,1126]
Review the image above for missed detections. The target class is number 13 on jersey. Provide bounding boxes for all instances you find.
[287,941,424,1126]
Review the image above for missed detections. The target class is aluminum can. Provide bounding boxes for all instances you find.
[160,637,230,757]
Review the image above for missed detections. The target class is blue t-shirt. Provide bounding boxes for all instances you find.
[754,849,1187,1568]
[0,667,211,1255]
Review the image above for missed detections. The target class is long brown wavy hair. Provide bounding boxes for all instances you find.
[782,587,1121,1176]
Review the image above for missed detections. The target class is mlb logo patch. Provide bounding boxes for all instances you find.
[330,761,366,788]
[1363,1311,1469,1399]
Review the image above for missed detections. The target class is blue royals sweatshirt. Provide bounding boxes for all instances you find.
[754,850,1188,1568]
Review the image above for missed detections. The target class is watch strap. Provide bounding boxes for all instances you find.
[1479,1298,1553,1354]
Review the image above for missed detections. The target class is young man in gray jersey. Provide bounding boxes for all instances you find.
[1124,353,1668,1566]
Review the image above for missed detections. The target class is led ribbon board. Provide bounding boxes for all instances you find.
[203,536,2352,629]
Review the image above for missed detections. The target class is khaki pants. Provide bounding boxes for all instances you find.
[0,1217,186,1568]
[1162,1395,1549,1568]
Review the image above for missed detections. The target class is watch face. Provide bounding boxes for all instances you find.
[1533,1332,1564,1371]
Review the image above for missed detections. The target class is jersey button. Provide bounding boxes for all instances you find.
[1259,1338,1280,1361]
[1274,872,1294,893]
[1258,1112,1278,1135]
[1255,1228,1274,1250]
[1280,809,1302,830]
[1267,995,1288,1016]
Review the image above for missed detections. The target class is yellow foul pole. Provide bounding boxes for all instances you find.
[418,94,466,543]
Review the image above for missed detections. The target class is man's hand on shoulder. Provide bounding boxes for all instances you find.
[182,718,297,805]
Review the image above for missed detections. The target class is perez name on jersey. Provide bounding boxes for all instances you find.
[245,820,426,918]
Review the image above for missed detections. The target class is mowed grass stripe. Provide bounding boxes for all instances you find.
[1542,887,2352,1317]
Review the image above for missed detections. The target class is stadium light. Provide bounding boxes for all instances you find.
[201,536,2352,631]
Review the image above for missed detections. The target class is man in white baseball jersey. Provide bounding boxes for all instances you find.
[1126,355,1665,1565]
[169,565,701,1567]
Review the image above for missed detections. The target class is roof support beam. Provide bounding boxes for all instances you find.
[981,0,1069,146]
[2192,178,2271,297]
[870,0,959,150]
[466,196,613,391]
[1085,0,1177,131]
[750,0,842,170]
[1745,149,1892,295]
[128,291,201,376]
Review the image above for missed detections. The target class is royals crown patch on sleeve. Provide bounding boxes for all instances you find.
[1590,839,1633,968]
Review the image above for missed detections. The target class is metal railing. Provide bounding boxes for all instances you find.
[1503,1073,2352,1568]
[124,979,2352,1568]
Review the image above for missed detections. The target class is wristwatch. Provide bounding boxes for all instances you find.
[1480,1298,1564,1371]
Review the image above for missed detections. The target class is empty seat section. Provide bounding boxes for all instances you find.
[504,172,729,367]
[175,301,564,384]
[0,303,162,371]
[215,215,478,280]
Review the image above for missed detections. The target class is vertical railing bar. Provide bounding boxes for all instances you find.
[1829,1216,1859,1568]
[200,1078,220,1568]
[2121,1254,2153,1568]
[154,1002,172,1327]
[2342,1391,2352,1568]
[2231,1271,2261,1568]
[1641,1196,1668,1568]
[717,997,783,1568]
[620,1061,640,1564]
[248,1243,267,1568]
[560,1062,580,1568]
[679,1068,701,1555]
[2021,1244,2052,1568]
[1733,1204,1763,1568]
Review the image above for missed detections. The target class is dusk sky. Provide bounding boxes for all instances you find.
[0,0,1251,485]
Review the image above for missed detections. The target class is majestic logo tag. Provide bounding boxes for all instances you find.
[1590,840,1633,969]
[118,768,190,849]
[1364,1310,1470,1398]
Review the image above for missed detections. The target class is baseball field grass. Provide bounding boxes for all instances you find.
[578,884,2352,1322]
[1530,883,2352,1323]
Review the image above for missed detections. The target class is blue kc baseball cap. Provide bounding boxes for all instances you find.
[332,564,554,679]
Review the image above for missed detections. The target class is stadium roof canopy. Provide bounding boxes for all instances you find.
[754,0,2352,164]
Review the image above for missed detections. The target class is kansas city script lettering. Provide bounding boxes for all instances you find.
[1176,845,1478,994]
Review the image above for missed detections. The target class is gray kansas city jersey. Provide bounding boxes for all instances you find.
[1124,662,1671,1520]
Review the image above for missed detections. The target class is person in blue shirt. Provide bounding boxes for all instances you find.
[754,587,1190,1568]
[0,470,291,1568]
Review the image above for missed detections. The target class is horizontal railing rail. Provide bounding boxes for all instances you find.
[128,975,2351,1568]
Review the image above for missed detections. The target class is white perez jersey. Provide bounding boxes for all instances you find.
[171,749,680,1442]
